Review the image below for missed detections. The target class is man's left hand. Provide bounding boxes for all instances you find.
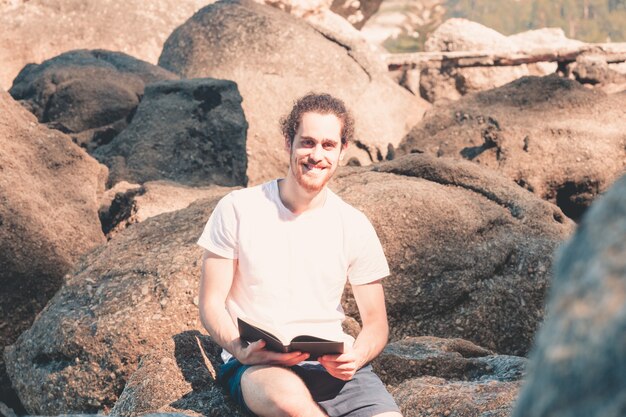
[318,345,364,381]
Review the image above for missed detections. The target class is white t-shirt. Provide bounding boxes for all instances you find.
[197,179,389,361]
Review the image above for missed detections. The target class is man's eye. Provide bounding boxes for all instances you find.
[323,143,336,150]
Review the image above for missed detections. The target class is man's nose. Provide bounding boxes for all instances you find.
[310,144,323,161]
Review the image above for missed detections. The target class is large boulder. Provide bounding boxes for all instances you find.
[111,331,246,416]
[9,50,178,152]
[159,0,428,184]
[398,75,626,221]
[331,154,574,355]
[512,174,626,417]
[93,78,248,188]
[0,0,211,90]
[0,92,106,410]
[3,193,229,414]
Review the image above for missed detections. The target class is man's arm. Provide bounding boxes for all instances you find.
[199,250,309,365]
[318,279,389,380]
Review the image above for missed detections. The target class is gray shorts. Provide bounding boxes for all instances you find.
[217,359,400,417]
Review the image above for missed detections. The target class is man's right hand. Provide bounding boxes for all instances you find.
[235,339,309,366]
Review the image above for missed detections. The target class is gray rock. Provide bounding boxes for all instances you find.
[4,193,229,414]
[93,78,248,188]
[159,0,428,184]
[0,91,106,411]
[9,50,178,153]
[374,336,525,417]
[373,336,526,387]
[512,174,626,417]
[398,75,626,221]
[331,154,574,355]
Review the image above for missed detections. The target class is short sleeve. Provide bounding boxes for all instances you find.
[197,193,238,259]
[347,212,390,285]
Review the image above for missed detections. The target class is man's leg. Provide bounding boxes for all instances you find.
[372,413,402,417]
[241,365,327,417]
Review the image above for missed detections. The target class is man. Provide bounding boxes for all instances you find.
[197,93,402,417]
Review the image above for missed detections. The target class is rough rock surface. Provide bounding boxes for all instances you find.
[331,154,574,355]
[398,75,626,221]
[9,50,178,152]
[373,336,526,387]
[99,181,235,239]
[111,331,246,416]
[421,18,548,103]
[392,377,521,417]
[159,0,428,184]
[512,174,626,417]
[380,337,524,417]
[3,193,230,414]
[0,0,211,90]
[0,92,106,410]
[93,78,248,188]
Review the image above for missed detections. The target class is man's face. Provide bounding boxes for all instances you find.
[286,112,347,193]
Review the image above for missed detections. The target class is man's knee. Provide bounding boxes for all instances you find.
[241,365,322,417]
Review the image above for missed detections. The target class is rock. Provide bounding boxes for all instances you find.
[0,0,212,90]
[373,336,526,387]
[512,174,626,417]
[3,193,230,414]
[111,331,246,416]
[331,154,574,355]
[93,78,248,188]
[376,337,525,417]
[392,377,521,417]
[424,18,518,53]
[398,75,626,221]
[159,0,428,184]
[0,91,106,411]
[421,18,531,103]
[330,0,383,29]
[507,27,584,51]
[9,50,178,153]
[567,52,626,87]
[99,181,236,239]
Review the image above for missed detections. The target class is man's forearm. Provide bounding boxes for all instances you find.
[199,300,243,358]
[352,318,389,368]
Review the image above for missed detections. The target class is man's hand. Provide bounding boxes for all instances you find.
[318,345,365,381]
[236,339,310,366]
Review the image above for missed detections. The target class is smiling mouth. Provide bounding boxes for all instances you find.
[304,163,326,172]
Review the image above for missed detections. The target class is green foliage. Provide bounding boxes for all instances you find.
[445,0,626,42]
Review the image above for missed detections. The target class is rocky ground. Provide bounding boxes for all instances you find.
[1,0,625,416]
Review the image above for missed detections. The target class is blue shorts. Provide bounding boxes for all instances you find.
[217,359,400,417]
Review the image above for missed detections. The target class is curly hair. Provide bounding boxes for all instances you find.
[280,93,355,146]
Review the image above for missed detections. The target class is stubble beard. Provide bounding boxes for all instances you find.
[291,157,334,194]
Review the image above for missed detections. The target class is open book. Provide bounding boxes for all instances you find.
[237,317,344,360]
